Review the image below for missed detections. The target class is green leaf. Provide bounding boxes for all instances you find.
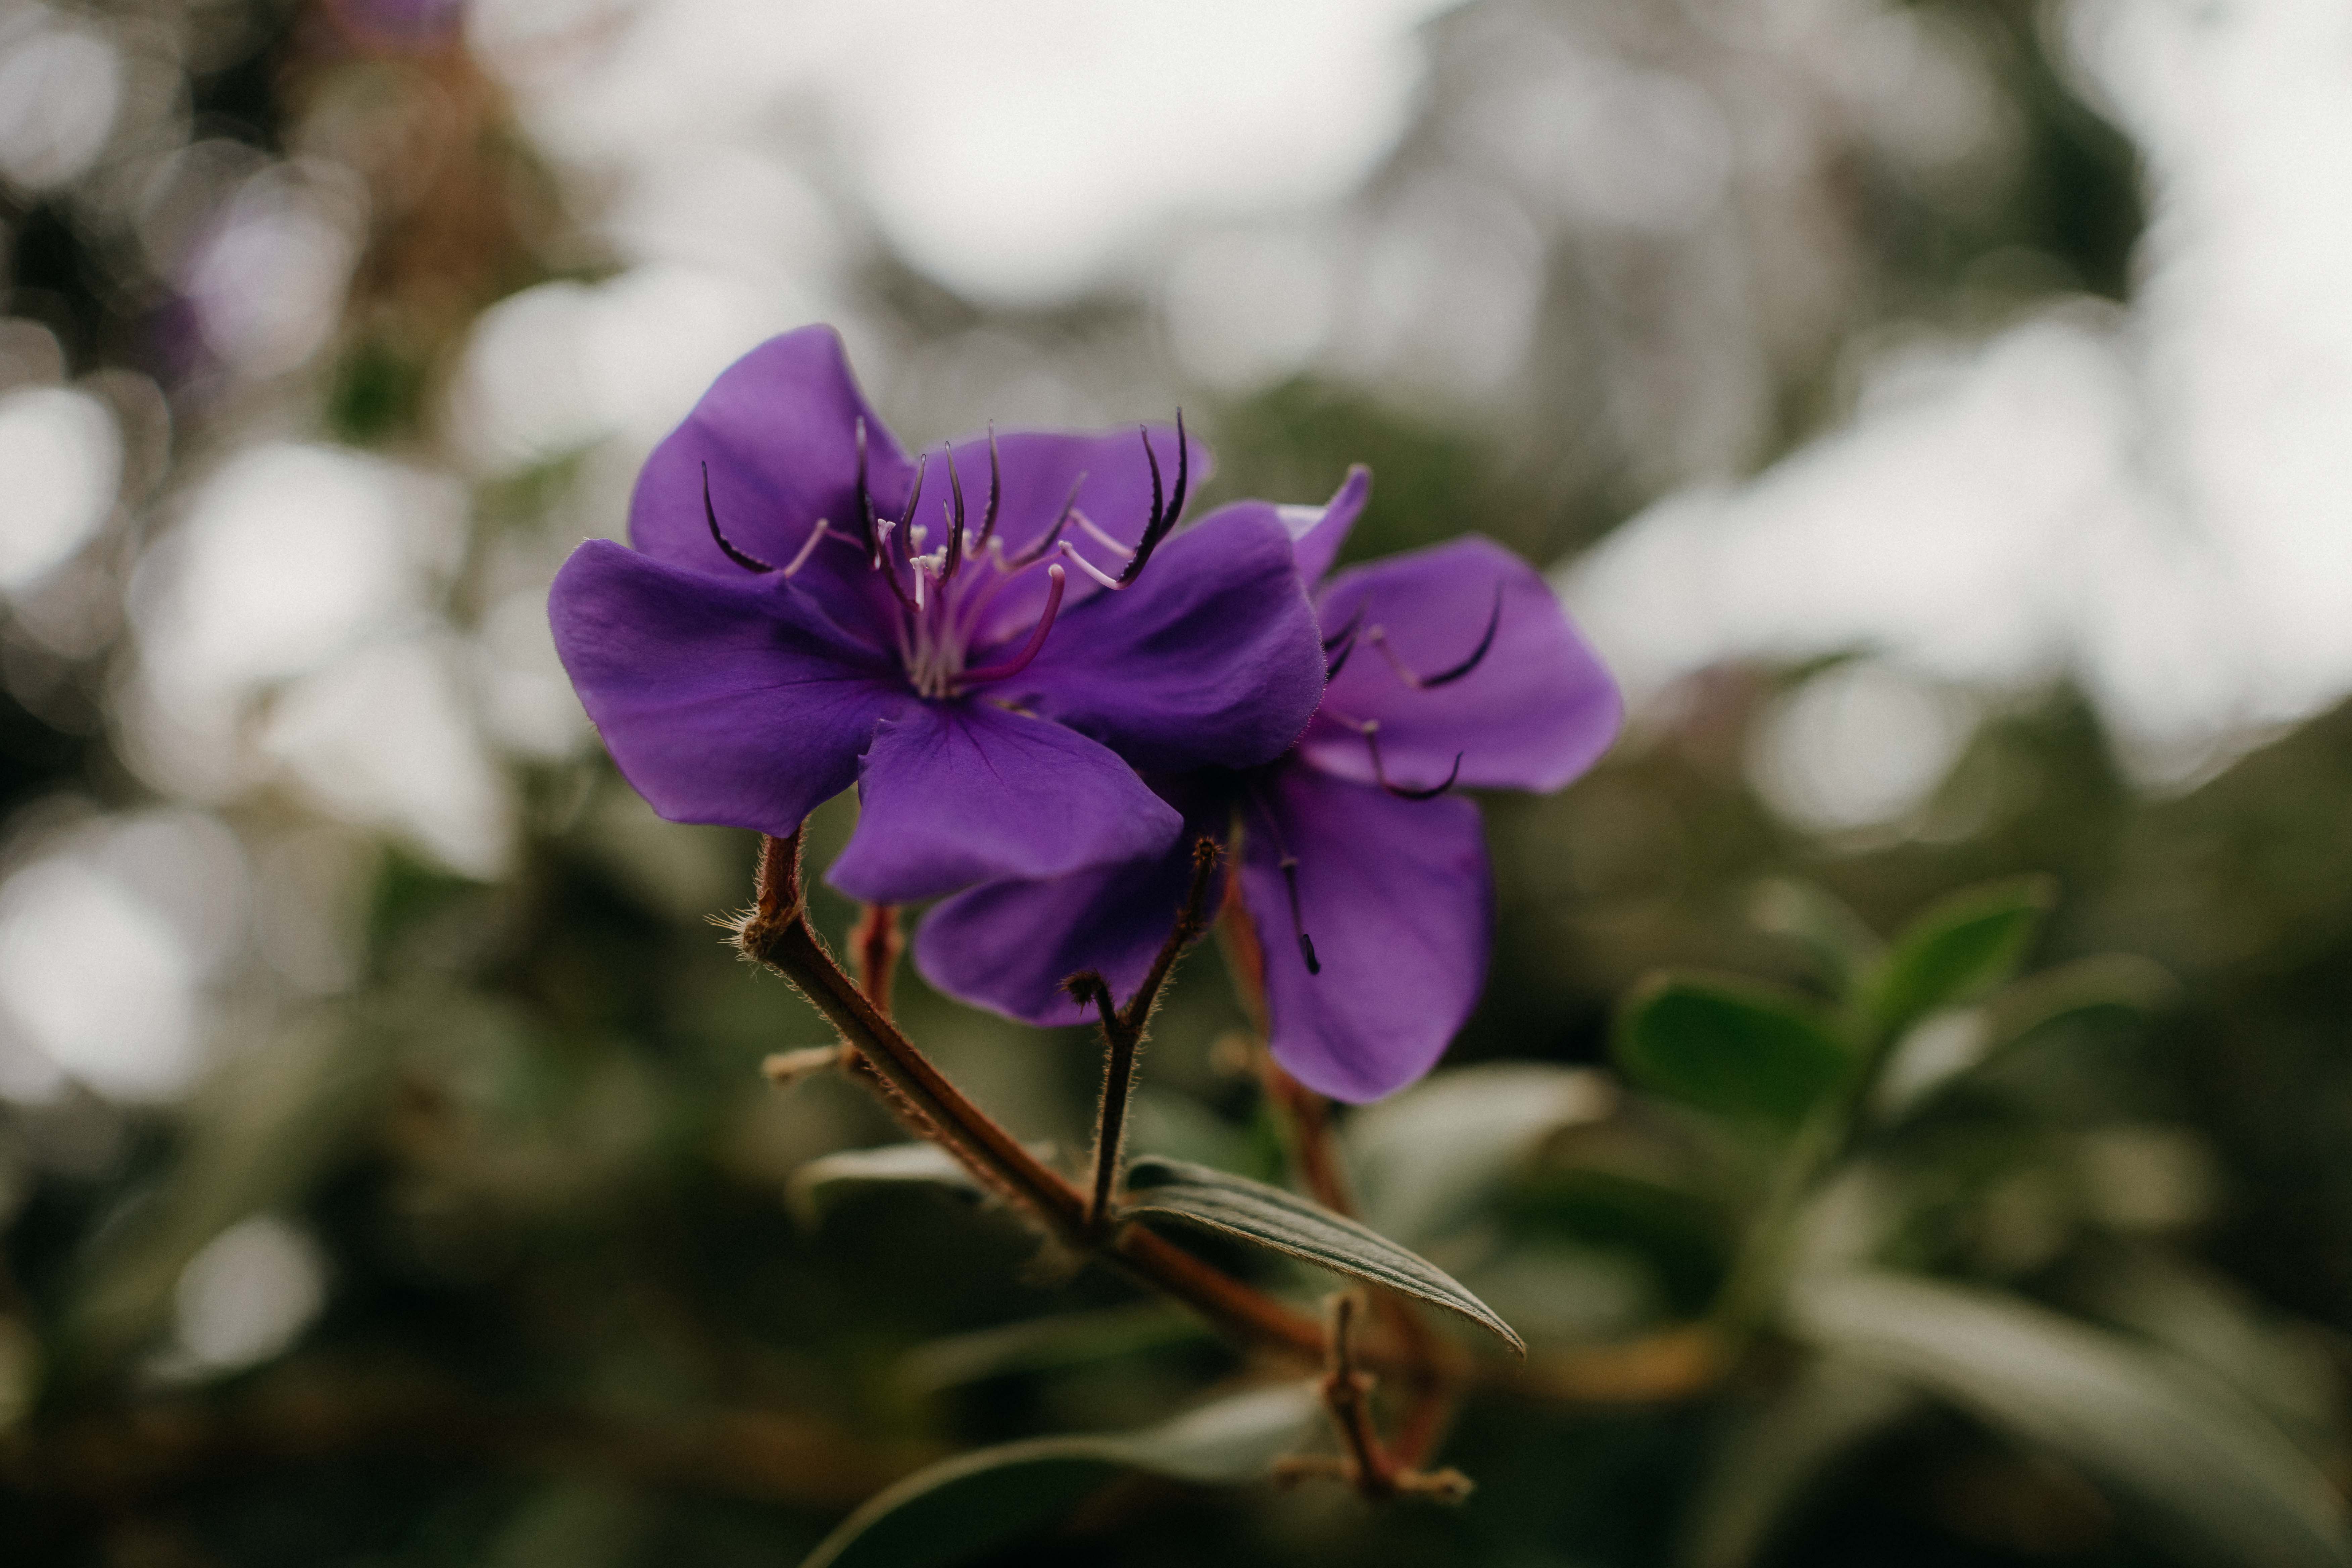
[1864,875,2056,1038]
[1615,974,1852,1126]
[1788,1271,2352,1568]
[799,1384,1319,1568]
[787,1142,989,1227]
[1682,1358,1915,1568]
[1345,1063,1615,1247]
[1874,953,2176,1121]
[1120,1156,1525,1353]
[1748,878,1884,998]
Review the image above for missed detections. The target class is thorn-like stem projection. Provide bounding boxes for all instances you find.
[734,830,1326,1365]
[1068,837,1222,1236]
[703,462,778,573]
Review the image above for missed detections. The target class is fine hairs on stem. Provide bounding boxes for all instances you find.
[1066,837,1224,1236]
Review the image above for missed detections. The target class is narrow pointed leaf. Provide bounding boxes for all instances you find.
[1119,1155,1524,1352]
[1789,1271,2352,1568]
[800,1384,1318,1568]
[1615,974,1851,1127]
[1864,875,2056,1038]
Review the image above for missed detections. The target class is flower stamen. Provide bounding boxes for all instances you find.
[780,519,831,578]
[1354,717,1463,801]
[1072,508,1134,559]
[961,564,1066,686]
[702,462,778,574]
[1058,541,1127,593]
[1006,473,1087,569]
[1366,585,1505,690]
[1117,410,1190,587]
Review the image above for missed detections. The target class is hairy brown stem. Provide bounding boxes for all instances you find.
[1074,838,1222,1235]
[738,832,1326,1364]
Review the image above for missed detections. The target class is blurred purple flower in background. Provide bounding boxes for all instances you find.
[918,469,1623,1100]
[549,327,1326,902]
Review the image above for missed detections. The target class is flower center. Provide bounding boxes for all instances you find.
[699,415,1192,701]
[859,418,1189,701]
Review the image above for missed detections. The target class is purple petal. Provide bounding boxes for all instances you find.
[1005,501,1326,773]
[629,327,914,628]
[913,785,1230,1026]
[550,539,909,836]
[1236,765,1491,1103]
[1303,535,1622,793]
[825,702,1182,903]
[1284,464,1369,588]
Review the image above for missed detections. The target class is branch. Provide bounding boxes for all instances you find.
[735,831,1326,1365]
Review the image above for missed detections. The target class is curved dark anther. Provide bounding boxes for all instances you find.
[1117,410,1188,587]
[1008,472,1086,568]
[895,455,927,550]
[1418,585,1505,688]
[943,446,967,578]
[1321,604,1365,677]
[1279,855,1321,976]
[702,462,777,573]
[973,425,1004,550]
[854,418,879,558]
[1362,720,1463,801]
[1166,407,1190,529]
[873,455,926,615]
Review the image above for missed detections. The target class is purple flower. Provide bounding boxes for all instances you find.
[548,327,1326,903]
[914,469,1624,1101]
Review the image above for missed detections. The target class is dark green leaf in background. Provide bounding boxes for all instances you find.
[1789,1271,2352,1568]
[1120,1156,1525,1352]
[1615,975,1852,1127]
[1863,876,2057,1039]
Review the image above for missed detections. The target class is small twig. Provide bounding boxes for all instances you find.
[1287,1293,1473,1505]
[852,903,900,1017]
[1070,838,1222,1235]
[1320,1291,1397,1500]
